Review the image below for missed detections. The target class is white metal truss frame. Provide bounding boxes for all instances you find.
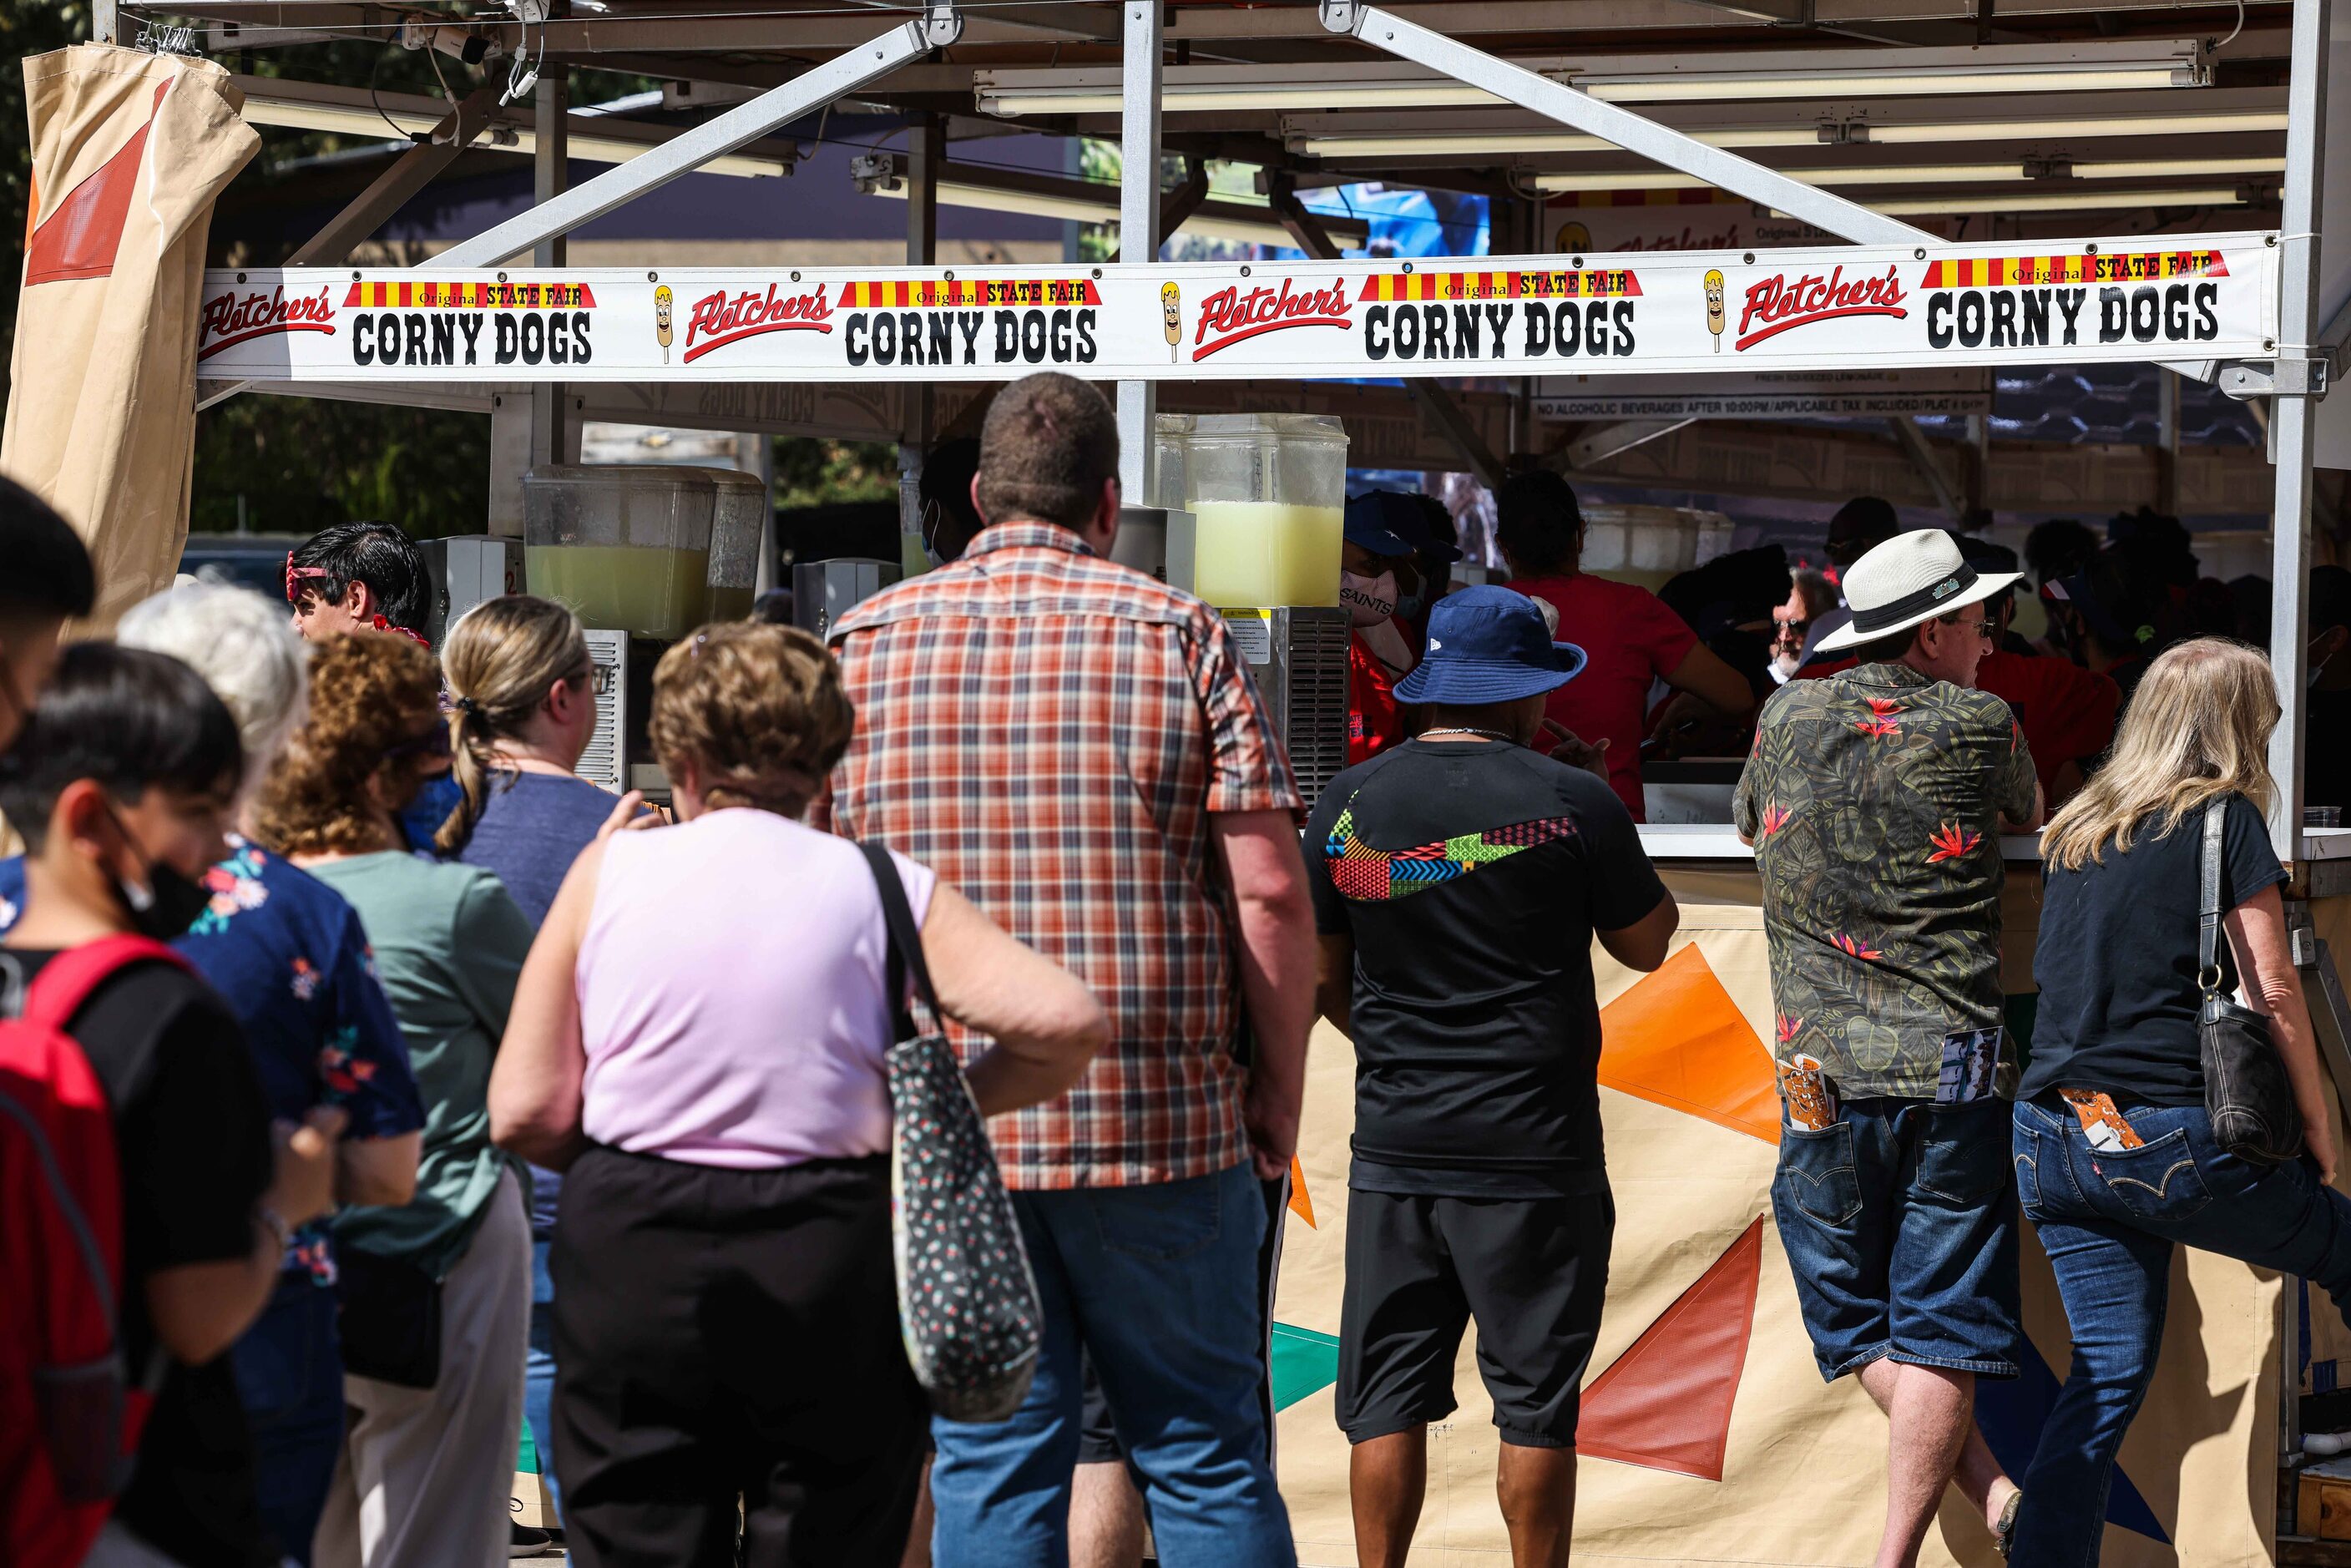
[427,4,961,270]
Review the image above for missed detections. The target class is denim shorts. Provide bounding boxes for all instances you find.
[1771,1095,2020,1382]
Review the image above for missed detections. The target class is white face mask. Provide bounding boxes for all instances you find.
[1341,569,1399,629]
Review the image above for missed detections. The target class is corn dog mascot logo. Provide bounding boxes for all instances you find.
[1161,281,1181,362]
[1705,269,1726,353]
[655,285,674,362]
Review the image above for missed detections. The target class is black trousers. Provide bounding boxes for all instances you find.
[550,1144,928,1568]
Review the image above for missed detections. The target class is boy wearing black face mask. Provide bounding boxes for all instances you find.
[0,643,344,1568]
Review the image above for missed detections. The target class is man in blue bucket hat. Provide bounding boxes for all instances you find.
[1303,585,1682,1567]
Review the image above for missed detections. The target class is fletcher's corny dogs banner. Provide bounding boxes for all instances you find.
[197,233,2279,385]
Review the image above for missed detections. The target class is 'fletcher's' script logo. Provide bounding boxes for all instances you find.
[198,286,335,358]
[1191,277,1352,362]
[684,283,835,363]
[1734,265,1906,352]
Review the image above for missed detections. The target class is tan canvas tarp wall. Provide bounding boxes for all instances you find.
[1275,865,2281,1566]
[2,44,254,630]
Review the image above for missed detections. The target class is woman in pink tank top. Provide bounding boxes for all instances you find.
[488,623,1106,1566]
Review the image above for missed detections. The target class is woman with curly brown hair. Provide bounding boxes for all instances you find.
[253,632,538,1568]
[489,621,1109,1568]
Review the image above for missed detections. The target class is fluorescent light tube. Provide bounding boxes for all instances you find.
[240,96,789,178]
[1864,186,2247,215]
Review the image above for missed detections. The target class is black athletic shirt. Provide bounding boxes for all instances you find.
[10,950,276,1568]
[1303,738,1668,1198]
[2020,792,2289,1107]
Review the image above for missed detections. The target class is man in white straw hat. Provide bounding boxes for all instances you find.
[1733,529,2045,1568]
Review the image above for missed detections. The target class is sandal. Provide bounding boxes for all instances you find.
[1995,1489,2023,1560]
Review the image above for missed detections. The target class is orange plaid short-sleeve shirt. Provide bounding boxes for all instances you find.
[825,523,1302,1190]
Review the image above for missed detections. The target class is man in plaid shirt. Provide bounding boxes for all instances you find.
[827,373,1316,1567]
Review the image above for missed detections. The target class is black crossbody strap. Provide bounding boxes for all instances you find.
[2198,797,2226,994]
[857,842,944,1037]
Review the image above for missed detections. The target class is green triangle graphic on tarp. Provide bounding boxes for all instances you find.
[1272,1321,1341,1411]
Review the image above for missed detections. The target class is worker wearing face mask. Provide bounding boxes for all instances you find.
[1343,496,1422,766]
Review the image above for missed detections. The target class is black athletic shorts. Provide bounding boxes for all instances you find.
[1336,1188,1614,1450]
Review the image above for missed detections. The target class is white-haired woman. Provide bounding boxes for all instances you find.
[0,580,426,1565]
[2009,638,2342,1565]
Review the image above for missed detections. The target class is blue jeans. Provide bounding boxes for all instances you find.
[230,1272,345,1566]
[525,1239,563,1524]
[2011,1096,2351,1565]
[928,1161,1295,1568]
[1772,1095,2020,1381]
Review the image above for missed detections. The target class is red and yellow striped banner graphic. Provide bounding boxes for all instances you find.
[1357,268,1644,303]
[341,280,598,309]
[836,277,1102,308]
[1922,250,2231,288]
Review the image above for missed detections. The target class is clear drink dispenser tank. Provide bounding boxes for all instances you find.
[1153,413,1352,809]
[1155,414,1347,609]
[522,465,721,640]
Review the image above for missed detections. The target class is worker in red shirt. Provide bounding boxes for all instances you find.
[1499,471,1752,822]
[1343,496,1422,765]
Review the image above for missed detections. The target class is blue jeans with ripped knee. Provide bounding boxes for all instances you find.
[2010,1095,2351,1566]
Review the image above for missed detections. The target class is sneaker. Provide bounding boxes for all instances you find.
[510,1523,553,1558]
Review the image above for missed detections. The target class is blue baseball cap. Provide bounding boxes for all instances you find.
[1393,586,1587,706]
[1343,492,1416,558]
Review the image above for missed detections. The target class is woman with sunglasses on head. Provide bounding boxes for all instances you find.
[251,632,538,1568]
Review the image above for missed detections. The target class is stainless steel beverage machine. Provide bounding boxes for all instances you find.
[1156,413,1352,806]
[418,535,524,646]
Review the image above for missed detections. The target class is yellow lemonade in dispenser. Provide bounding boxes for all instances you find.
[1191,503,1344,609]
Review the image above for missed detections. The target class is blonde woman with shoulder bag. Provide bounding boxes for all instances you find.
[2008,638,2341,1565]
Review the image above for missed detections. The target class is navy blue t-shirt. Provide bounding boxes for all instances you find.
[2023,792,2289,1106]
[453,767,619,1232]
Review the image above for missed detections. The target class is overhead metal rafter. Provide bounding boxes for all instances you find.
[1314,0,1935,247]
[1267,174,1508,489]
[287,84,500,266]
[428,7,959,271]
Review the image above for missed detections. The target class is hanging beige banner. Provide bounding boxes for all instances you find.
[3,45,255,630]
[1275,866,2280,1566]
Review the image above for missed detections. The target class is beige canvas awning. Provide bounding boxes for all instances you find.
[3,43,255,631]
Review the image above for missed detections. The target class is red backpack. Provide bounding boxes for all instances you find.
[0,935,188,1568]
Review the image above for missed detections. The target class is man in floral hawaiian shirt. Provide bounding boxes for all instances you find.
[1733,529,2043,1568]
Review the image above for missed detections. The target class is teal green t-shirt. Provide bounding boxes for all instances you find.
[310,852,533,1280]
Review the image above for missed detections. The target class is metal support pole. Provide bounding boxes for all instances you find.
[1317,1,1934,250]
[2156,370,2182,517]
[91,1,117,43]
[901,114,942,566]
[429,12,955,271]
[2269,0,2331,859]
[1116,0,1163,508]
[530,73,576,470]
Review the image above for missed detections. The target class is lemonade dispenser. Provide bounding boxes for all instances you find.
[1155,413,1352,805]
[524,464,734,802]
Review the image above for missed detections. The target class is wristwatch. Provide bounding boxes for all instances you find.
[258,1205,294,1254]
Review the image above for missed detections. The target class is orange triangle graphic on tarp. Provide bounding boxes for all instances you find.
[1580,1216,1764,1482]
[25,78,170,287]
[1288,1155,1316,1228]
[1597,943,1779,1145]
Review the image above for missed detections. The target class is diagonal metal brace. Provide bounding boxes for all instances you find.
[292,86,503,266]
[1267,175,1506,488]
[429,12,956,270]
[1318,0,1934,250]
[1887,416,1964,520]
[1157,157,1212,247]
